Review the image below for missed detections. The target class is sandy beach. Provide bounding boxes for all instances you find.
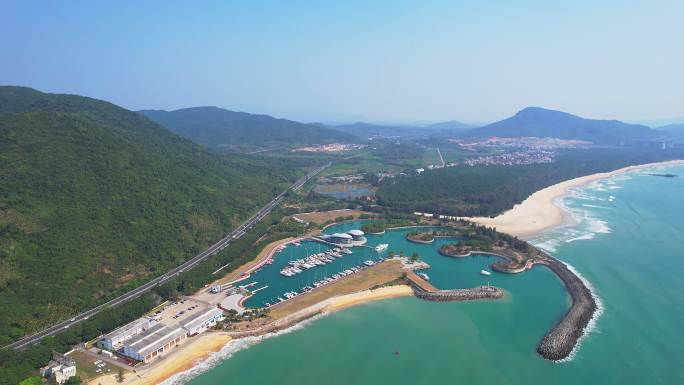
[324,285,414,312]
[468,160,684,238]
[117,285,412,385]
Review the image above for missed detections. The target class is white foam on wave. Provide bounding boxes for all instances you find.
[552,260,604,363]
[581,204,609,209]
[564,233,595,243]
[159,313,327,385]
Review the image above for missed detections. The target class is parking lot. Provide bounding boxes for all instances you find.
[151,297,209,327]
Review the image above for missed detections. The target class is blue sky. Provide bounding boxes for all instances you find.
[1,0,682,124]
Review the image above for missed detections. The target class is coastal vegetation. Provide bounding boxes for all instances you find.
[406,231,435,243]
[437,221,540,272]
[360,218,414,234]
[377,148,684,217]
[406,229,461,243]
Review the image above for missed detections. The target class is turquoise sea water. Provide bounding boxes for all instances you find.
[178,165,684,385]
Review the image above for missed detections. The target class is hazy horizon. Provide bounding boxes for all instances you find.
[2,1,683,125]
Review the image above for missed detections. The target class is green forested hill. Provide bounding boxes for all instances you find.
[0,87,296,343]
[140,106,357,150]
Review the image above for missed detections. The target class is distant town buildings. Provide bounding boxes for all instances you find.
[461,149,555,167]
[293,143,366,153]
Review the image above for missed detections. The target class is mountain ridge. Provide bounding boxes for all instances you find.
[462,107,664,144]
[139,106,357,149]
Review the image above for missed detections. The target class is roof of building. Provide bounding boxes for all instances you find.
[331,232,353,239]
[103,317,151,340]
[125,323,186,357]
[180,307,224,331]
[347,229,365,236]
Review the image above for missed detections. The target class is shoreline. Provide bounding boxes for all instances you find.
[102,162,684,382]
[128,286,414,385]
[467,159,684,239]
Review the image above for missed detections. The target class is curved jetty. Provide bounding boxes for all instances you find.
[437,242,597,360]
[535,254,598,361]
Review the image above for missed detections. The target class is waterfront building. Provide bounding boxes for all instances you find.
[328,232,353,245]
[121,323,187,363]
[347,229,368,245]
[180,307,225,336]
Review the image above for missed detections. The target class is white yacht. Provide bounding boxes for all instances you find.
[480,269,492,276]
[375,244,389,252]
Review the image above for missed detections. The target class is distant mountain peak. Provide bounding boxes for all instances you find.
[462,107,661,144]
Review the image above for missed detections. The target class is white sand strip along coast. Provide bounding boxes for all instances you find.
[467,160,684,239]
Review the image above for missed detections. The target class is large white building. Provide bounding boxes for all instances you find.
[99,306,225,363]
[40,352,77,384]
[180,307,225,336]
[324,230,367,246]
[98,317,153,351]
[121,323,187,363]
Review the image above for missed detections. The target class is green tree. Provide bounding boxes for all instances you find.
[116,369,125,383]
[64,376,82,385]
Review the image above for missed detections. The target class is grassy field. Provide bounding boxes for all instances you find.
[293,209,375,225]
[422,147,442,165]
[68,351,131,382]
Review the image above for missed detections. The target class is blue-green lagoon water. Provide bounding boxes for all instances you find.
[173,165,684,385]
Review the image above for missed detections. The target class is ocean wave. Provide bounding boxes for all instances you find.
[553,261,604,363]
[159,313,327,385]
[581,204,609,209]
[564,233,594,243]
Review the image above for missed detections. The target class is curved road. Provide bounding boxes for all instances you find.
[5,163,330,350]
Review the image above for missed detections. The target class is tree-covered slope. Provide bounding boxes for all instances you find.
[0,87,295,343]
[462,107,661,144]
[139,106,357,149]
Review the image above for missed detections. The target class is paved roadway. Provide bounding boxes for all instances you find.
[4,162,330,350]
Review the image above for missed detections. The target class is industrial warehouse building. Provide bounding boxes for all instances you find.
[98,317,152,351]
[181,307,225,336]
[98,306,224,364]
[121,323,187,363]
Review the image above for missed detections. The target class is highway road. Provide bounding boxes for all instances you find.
[5,162,330,350]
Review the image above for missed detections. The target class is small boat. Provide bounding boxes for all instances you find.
[363,260,375,266]
[375,244,389,252]
[343,249,353,254]
[418,273,430,281]
[480,269,492,276]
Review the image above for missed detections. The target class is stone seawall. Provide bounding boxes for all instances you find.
[536,255,597,361]
[407,275,503,302]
